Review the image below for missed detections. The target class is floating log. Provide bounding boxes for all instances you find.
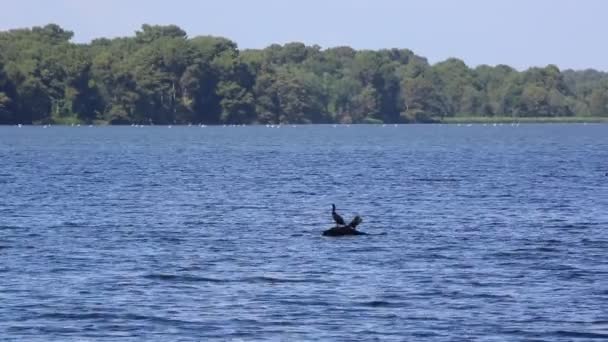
[322,226,368,236]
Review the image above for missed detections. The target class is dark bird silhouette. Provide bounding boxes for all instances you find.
[348,215,363,229]
[331,204,346,227]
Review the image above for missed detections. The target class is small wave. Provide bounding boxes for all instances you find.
[288,190,317,195]
[413,177,460,182]
[473,293,514,300]
[228,204,268,210]
[412,331,441,337]
[427,253,455,260]
[49,267,79,273]
[35,312,122,321]
[492,251,528,259]
[405,315,441,321]
[143,273,321,284]
[344,246,388,253]
[244,276,324,284]
[470,281,499,288]
[121,313,202,326]
[36,311,204,327]
[541,238,563,244]
[549,223,582,229]
[511,247,561,254]
[143,273,228,283]
[62,221,82,227]
[553,330,608,339]
[535,247,560,253]
[159,237,183,243]
[359,300,404,308]
[277,299,330,307]
[184,220,207,226]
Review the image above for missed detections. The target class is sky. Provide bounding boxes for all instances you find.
[1,0,606,71]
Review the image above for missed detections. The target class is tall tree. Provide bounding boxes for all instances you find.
[1,24,607,124]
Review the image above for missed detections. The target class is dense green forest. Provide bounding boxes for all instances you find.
[0,24,607,125]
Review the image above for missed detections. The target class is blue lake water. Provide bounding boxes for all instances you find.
[1,124,607,341]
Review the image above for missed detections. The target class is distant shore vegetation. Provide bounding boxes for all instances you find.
[1,24,607,125]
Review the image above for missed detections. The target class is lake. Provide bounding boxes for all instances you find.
[1,124,607,341]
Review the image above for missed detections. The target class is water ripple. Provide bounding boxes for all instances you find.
[1,125,607,341]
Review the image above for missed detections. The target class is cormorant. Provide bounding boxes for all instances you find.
[348,215,363,229]
[331,204,346,227]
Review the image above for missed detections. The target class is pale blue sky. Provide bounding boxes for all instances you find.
[1,0,606,70]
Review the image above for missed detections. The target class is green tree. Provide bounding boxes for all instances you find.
[217,81,255,123]
[588,88,608,116]
[0,58,16,123]
[135,24,187,43]
[401,76,447,122]
[1,23,607,125]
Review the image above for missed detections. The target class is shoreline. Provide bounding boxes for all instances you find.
[2,117,608,126]
[439,116,608,124]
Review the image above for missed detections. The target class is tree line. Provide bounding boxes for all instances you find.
[0,24,607,125]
